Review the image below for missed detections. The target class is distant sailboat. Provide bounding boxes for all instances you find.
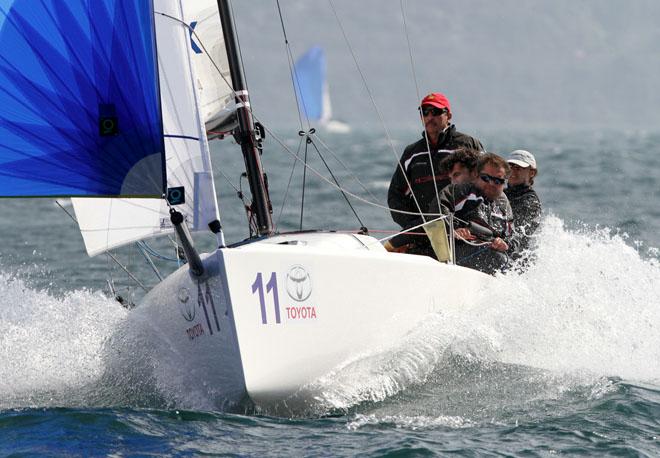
[294,46,351,133]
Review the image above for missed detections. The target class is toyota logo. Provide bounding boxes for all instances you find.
[286,265,312,302]
[178,287,195,321]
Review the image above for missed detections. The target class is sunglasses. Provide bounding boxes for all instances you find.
[419,106,446,117]
[479,173,507,185]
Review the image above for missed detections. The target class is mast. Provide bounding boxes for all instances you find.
[217,0,273,236]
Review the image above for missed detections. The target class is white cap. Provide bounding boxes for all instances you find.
[507,150,537,169]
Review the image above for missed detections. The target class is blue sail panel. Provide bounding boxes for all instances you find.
[294,46,326,122]
[0,0,165,197]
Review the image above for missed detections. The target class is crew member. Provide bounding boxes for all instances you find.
[432,153,514,274]
[439,147,481,186]
[386,93,483,253]
[505,149,542,259]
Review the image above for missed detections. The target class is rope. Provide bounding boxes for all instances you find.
[137,244,164,281]
[55,200,148,291]
[238,173,258,236]
[137,241,180,262]
[375,215,448,244]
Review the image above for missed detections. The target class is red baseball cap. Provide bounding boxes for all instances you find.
[420,92,451,113]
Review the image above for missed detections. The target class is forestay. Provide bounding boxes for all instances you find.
[72,0,232,256]
[0,0,165,197]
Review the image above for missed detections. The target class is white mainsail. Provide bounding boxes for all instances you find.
[73,0,232,256]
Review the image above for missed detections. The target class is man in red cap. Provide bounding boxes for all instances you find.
[386,92,483,255]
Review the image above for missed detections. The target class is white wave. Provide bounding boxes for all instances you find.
[347,413,473,431]
[0,273,127,408]
[482,215,660,382]
[306,215,660,413]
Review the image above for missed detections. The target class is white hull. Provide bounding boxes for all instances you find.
[136,232,490,411]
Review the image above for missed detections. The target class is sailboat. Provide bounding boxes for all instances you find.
[294,45,351,133]
[0,0,490,412]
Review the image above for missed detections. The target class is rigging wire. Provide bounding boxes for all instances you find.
[311,134,381,203]
[275,0,366,230]
[326,0,428,224]
[308,137,366,230]
[399,0,442,223]
[274,0,386,207]
[239,173,258,236]
[274,135,305,230]
[274,1,325,230]
[275,0,310,132]
[300,135,309,230]
[260,121,442,219]
[55,200,150,292]
[215,152,254,218]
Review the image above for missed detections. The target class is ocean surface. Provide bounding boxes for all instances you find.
[1,128,659,456]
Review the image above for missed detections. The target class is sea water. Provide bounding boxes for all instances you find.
[1,128,659,456]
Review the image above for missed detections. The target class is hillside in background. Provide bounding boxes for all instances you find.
[232,0,660,131]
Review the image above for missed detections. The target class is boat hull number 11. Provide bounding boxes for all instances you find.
[251,269,317,324]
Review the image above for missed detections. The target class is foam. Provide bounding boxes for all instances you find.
[310,216,660,413]
[0,273,127,408]
[484,216,660,381]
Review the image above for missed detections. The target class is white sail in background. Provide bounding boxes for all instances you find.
[320,79,332,124]
[73,0,228,256]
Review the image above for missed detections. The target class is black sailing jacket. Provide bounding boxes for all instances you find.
[504,184,542,255]
[435,183,515,274]
[387,125,483,237]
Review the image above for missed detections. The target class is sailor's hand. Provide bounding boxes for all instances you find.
[490,237,509,252]
[384,240,411,253]
[454,228,476,240]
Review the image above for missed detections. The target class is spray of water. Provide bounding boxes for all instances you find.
[481,216,660,381]
[0,273,127,409]
[311,216,660,420]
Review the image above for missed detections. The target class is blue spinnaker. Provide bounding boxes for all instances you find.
[0,0,165,197]
[294,46,326,122]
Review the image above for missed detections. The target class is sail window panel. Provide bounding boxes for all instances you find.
[0,0,165,197]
